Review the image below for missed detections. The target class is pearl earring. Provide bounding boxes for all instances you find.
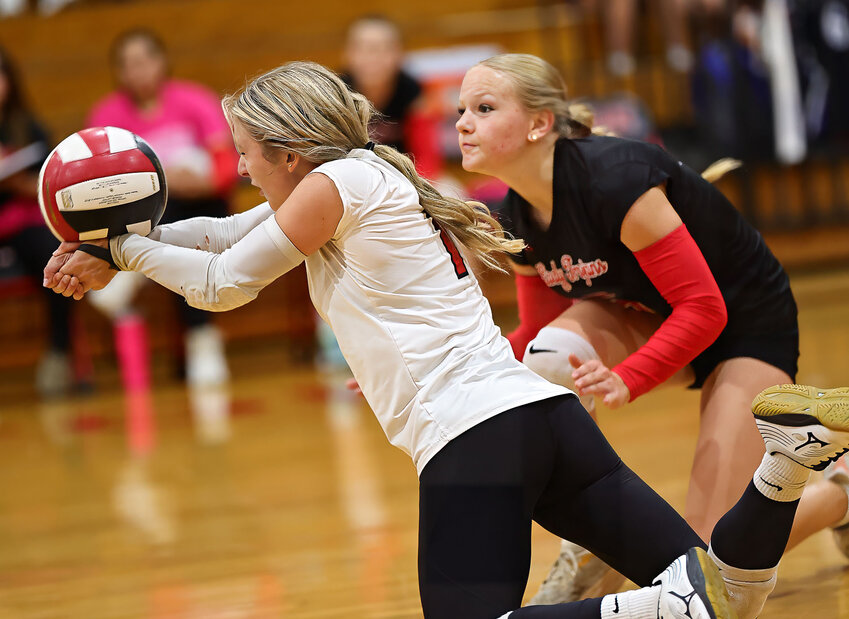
[529,133,538,142]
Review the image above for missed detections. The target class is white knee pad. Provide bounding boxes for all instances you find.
[523,326,599,412]
[86,270,147,319]
[708,545,777,619]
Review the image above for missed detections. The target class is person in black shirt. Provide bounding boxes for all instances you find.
[340,14,442,179]
[457,53,849,612]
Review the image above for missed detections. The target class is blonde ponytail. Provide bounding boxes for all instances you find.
[224,61,523,270]
[373,145,524,269]
[701,158,742,183]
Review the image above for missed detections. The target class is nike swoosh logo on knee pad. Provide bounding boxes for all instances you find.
[528,344,556,354]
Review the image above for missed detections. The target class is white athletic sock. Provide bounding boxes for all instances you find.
[708,546,777,619]
[752,452,811,502]
[600,587,659,619]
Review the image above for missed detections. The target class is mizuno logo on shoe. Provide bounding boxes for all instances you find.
[795,432,829,451]
[669,589,698,618]
[528,344,556,354]
[759,476,783,492]
[613,595,619,613]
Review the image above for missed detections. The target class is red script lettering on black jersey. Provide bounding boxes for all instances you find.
[535,254,609,292]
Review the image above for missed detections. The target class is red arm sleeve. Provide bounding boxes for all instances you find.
[612,224,728,401]
[404,109,443,180]
[209,144,240,195]
[507,272,574,360]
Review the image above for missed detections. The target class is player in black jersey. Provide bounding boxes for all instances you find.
[457,53,849,609]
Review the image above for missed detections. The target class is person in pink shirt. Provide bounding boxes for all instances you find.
[0,45,76,397]
[86,28,239,391]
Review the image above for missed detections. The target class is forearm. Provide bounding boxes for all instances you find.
[613,224,727,400]
[613,298,726,399]
[111,214,306,312]
[148,202,274,252]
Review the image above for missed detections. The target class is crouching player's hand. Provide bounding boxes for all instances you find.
[569,354,630,409]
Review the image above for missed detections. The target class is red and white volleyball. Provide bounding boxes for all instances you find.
[37,126,167,242]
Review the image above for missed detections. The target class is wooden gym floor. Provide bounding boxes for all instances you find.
[1,268,848,618]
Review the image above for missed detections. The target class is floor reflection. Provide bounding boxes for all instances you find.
[323,369,400,609]
[3,270,849,617]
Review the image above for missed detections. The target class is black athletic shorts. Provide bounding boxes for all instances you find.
[689,288,799,389]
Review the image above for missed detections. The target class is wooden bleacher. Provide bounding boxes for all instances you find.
[0,0,698,137]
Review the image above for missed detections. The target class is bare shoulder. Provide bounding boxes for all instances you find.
[275,172,345,255]
[619,186,682,252]
[283,171,345,220]
[293,170,342,201]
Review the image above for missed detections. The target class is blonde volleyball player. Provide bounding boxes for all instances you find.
[44,61,849,619]
[454,53,849,604]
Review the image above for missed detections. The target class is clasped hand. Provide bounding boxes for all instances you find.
[568,354,631,409]
[43,239,117,300]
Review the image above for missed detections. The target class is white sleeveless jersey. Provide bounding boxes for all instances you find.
[306,150,571,475]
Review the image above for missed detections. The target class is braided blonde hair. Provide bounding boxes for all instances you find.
[222,61,523,269]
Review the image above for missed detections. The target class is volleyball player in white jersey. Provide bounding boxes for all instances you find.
[44,62,849,619]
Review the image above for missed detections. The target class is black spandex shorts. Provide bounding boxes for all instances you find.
[688,281,799,389]
[689,323,799,390]
[417,395,704,618]
[689,327,799,389]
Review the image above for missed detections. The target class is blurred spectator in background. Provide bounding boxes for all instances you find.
[0,44,76,398]
[316,14,446,371]
[691,0,809,165]
[86,29,238,392]
[577,0,693,76]
[690,1,776,163]
[792,0,849,153]
[340,14,443,180]
[0,0,74,17]
[586,92,662,143]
